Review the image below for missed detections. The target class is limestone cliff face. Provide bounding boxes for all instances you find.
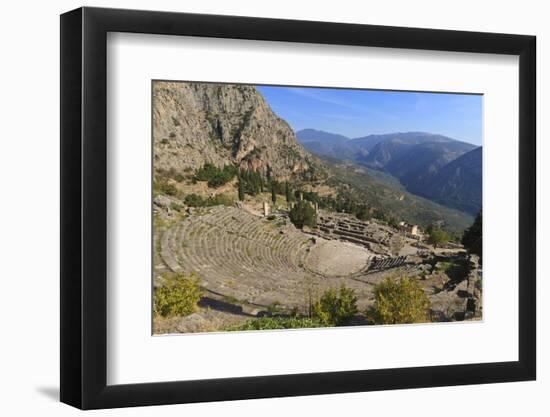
[153,81,314,179]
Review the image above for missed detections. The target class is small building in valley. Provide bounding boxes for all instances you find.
[398,221,419,236]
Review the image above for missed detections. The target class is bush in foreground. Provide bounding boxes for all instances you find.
[367,276,431,325]
[154,272,203,317]
[225,316,324,331]
[312,285,358,326]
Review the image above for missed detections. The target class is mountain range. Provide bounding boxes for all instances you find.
[297,129,482,215]
[153,83,476,231]
[419,146,482,215]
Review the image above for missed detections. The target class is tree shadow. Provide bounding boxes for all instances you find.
[441,258,469,291]
[348,314,370,326]
[445,262,468,281]
[198,296,254,316]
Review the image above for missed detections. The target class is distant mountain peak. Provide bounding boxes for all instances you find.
[297,128,480,215]
[296,129,350,142]
[296,129,354,160]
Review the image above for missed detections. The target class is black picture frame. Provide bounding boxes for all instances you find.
[60,6,536,410]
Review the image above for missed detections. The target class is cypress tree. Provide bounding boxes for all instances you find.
[462,211,482,260]
[238,177,245,201]
[271,182,277,204]
[252,171,260,195]
[285,182,292,203]
[260,174,264,193]
[289,200,317,229]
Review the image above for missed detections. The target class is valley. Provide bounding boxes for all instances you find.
[297,129,482,216]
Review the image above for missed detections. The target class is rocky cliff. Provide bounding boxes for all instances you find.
[153,81,315,179]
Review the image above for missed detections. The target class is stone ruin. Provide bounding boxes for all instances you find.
[311,212,396,256]
[154,204,481,332]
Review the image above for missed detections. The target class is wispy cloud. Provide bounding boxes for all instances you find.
[258,85,482,145]
[285,87,398,120]
[320,113,358,121]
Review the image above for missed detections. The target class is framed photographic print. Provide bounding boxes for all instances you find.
[60,6,536,409]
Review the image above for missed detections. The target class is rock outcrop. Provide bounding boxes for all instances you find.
[153,81,317,179]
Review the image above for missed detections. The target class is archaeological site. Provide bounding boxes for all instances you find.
[152,81,483,334]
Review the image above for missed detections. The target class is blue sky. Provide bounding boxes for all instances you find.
[256,85,483,146]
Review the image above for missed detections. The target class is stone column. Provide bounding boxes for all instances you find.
[263,202,270,217]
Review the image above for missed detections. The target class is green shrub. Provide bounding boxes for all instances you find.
[170,202,183,212]
[154,179,179,197]
[184,193,205,207]
[184,193,235,207]
[238,169,264,196]
[195,163,219,181]
[225,316,323,331]
[195,163,237,188]
[312,285,358,326]
[155,167,187,184]
[154,272,203,317]
[289,200,317,229]
[302,191,320,204]
[207,174,227,188]
[207,193,235,207]
[367,276,431,325]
